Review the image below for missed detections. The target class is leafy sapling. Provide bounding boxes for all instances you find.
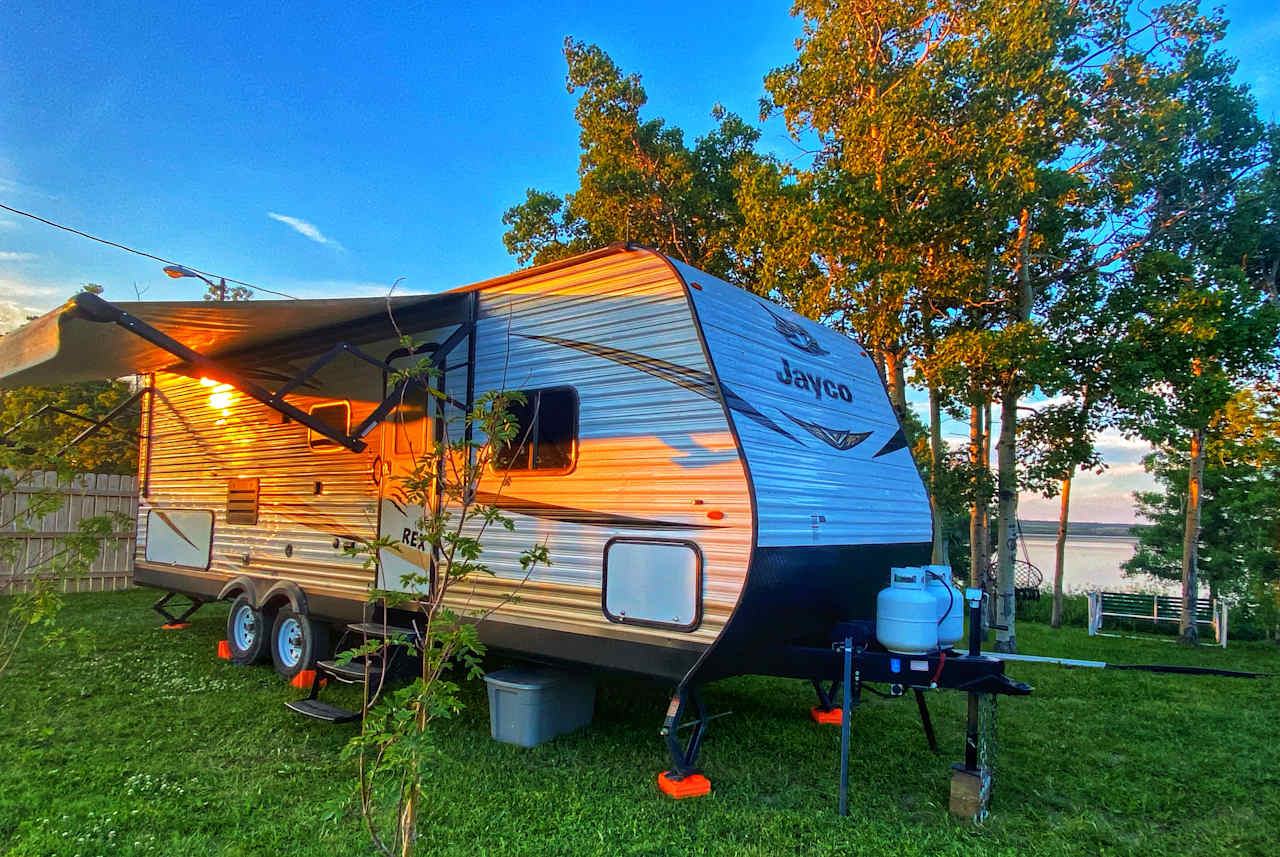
[338,338,549,857]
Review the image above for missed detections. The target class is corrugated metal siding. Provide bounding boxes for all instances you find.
[446,252,753,648]
[138,369,383,602]
[137,251,753,653]
[677,261,932,547]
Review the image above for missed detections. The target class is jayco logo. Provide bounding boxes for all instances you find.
[776,358,853,402]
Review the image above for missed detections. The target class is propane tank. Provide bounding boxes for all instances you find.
[924,565,964,650]
[876,567,939,654]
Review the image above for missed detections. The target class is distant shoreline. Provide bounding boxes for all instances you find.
[1019,520,1147,539]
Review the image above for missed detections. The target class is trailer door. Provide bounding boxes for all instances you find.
[376,320,475,594]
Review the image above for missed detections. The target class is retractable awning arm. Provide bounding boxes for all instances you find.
[72,292,472,453]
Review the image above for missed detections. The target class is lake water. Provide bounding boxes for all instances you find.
[1019,533,1177,595]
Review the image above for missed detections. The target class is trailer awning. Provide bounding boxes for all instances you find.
[0,291,469,389]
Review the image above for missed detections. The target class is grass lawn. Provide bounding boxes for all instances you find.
[1,589,1276,856]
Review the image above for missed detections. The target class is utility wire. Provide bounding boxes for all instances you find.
[0,201,300,300]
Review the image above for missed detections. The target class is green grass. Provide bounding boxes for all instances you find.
[1,590,1277,856]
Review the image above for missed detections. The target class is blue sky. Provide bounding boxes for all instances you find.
[2,0,1277,521]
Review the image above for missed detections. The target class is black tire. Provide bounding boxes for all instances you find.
[269,608,330,678]
[225,594,270,665]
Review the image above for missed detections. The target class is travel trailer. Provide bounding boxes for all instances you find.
[0,244,1026,800]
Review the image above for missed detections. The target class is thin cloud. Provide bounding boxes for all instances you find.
[0,251,37,262]
[0,277,60,301]
[267,212,345,250]
[0,300,38,333]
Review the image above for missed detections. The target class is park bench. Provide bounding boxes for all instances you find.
[1087,590,1227,647]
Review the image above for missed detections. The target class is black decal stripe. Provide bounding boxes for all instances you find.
[520,334,717,399]
[522,332,800,444]
[474,492,723,530]
[721,384,799,442]
[872,428,909,458]
[784,414,872,451]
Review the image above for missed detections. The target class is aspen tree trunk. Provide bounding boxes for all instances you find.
[969,405,987,593]
[1051,476,1071,628]
[994,209,1033,654]
[883,347,907,419]
[929,385,948,564]
[1179,427,1205,645]
[995,390,1018,652]
[982,400,992,580]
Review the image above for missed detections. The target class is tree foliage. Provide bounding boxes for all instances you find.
[498,4,1279,646]
[502,39,763,284]
[0,380,138,679]
[0,381,140,475]
[1125,388,1280,637]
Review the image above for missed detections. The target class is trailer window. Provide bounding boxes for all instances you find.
[493,387,577,473]
[308,401,350,450]
[390,401,428,456]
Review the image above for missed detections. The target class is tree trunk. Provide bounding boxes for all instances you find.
[969,404,987,593]
[1051,476,1072,628]
[884,347,907,419]
[994,389,1018,653]
[400,791,417,857]
[929,385,948,565]
[994,208,1034,652]
[1179,427,1205,645]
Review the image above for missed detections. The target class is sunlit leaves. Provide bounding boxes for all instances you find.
[337,361,548,856]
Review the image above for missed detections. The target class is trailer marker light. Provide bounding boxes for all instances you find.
[889,657,901,674]
[706,510,724,520]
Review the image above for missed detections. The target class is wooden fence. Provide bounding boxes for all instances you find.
[1,470,138,594]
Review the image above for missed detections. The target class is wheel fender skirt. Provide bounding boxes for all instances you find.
[217,575,260,605]
[260,580,309,616]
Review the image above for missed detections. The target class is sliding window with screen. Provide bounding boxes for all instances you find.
[493,387,578,474]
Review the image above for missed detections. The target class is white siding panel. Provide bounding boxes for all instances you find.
[139,371,383,602]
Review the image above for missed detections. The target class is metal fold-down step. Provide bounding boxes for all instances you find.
[284,698,359,723]
[347,622,418,643]
[317,658,384,684]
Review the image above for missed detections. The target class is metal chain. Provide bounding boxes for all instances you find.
[978,692,998,797]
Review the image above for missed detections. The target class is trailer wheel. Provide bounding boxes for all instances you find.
[269,608,329,678]
[226,594,270,665]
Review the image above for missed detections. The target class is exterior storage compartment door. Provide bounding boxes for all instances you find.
[144,509,214,570]
[603,538,702,631]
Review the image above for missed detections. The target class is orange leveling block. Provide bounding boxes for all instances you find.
[290,669,326,690]
[810,706,844,725]
[161,622,191,630]
[216,640,232,660]
[657,771,711,799]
